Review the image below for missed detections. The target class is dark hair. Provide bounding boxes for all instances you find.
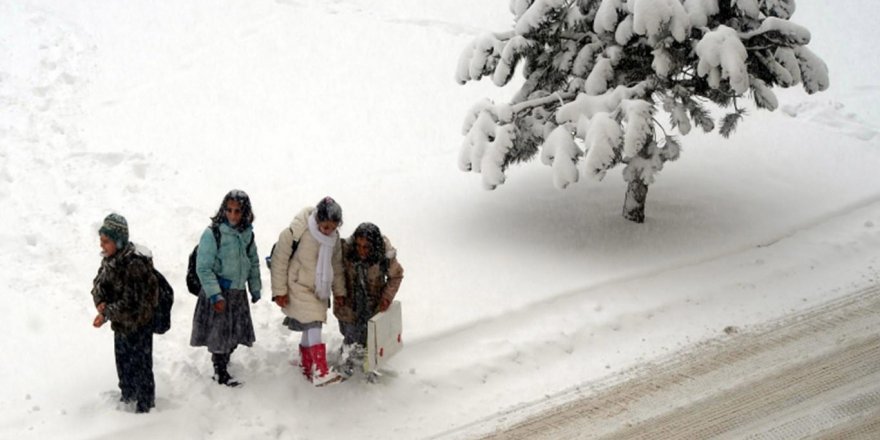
[315,196,343,225]
[346,222,386,268]
[210,189,255,231]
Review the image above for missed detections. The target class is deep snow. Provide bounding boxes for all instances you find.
[1,0,879,439]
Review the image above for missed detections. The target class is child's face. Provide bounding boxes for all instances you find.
[225,200,242,226]
[318,220,339,236]
[355,236,370,260]
[100,234,117,257]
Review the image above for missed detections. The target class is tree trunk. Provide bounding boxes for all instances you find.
[623,178,648,223]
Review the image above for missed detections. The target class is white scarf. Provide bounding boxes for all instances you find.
[307,213,337,300]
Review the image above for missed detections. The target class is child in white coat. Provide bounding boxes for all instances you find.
[271,197,345,385]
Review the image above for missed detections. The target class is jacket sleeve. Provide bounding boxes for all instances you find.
[91,267,106,306]
[332,241,354,322]
[270,227,295,298]
[104,257,157,325]
[196,228,221,297]
[246,229,262,295]
[381,237,404,303]
[332,237,346,299]
[270,207,312,298]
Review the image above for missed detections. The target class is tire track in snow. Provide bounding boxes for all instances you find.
[465,284,880,439]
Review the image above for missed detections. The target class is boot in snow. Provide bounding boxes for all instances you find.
[310,343,342,386]
[135,399,154,414]
[299,344,313,382]
[338,343,365,378]
[212,353,241,387]
[336,343,352,378]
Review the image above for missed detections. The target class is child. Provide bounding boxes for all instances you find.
[334,222,404,377]
[190,189,261,387]
[271,197,346,385]
[91,213,159,413]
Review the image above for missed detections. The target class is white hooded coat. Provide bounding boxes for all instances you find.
[270,207,345,324]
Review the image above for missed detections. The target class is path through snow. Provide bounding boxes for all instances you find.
[471,284,880,439]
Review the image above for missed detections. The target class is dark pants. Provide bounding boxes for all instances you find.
[114,325,154,412]
[340,321,368,346]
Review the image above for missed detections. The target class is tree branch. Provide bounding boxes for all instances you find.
[493,30,515,41]
[652,117,669,138]
[511,91,577,114]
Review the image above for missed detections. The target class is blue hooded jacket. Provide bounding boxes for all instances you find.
[196,222,261,300]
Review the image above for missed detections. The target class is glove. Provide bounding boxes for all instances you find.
[274,295,289,308]
[251,291,261,304]
[379,297,391,312]
[210,294,226,313]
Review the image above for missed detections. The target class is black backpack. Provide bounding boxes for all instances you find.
[265,238,299,269]
[131,248,174,335]
[185,225,254,295]
[152,269,174,334]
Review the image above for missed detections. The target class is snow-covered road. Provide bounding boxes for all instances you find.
[461,283,880,439]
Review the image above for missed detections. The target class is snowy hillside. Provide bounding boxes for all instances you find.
[1,0,879,439]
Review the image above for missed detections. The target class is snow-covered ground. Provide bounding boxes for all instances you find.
[1,0,878,438]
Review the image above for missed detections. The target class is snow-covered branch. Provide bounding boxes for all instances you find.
[456,0,828,221]
[511,92,576,114]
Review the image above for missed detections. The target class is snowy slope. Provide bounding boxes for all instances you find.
[1,0,879,439]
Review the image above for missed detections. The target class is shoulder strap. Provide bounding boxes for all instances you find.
[211,225,221,249]
[289,226,301,254]
[213,224,255,254]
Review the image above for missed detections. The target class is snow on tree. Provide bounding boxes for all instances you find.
[456,0,828,222]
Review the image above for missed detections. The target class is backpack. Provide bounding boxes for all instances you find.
[266,228,302,270]
[185,225,254,295]
[265,237,299,269]
[131,245,174,335]
[151,269,174,334]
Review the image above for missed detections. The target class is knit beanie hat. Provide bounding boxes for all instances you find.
[99,213,129,248]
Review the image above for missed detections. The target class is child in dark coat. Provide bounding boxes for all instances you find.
[91,213,159,413]
[334,222,404,377]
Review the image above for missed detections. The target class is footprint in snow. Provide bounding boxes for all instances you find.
[781,100,877,141]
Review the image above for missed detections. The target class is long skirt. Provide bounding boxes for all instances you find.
[190,289,255,354]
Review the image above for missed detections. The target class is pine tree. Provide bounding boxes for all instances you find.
[456,0,828,223]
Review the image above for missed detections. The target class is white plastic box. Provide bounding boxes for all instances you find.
[365,300,402,371]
